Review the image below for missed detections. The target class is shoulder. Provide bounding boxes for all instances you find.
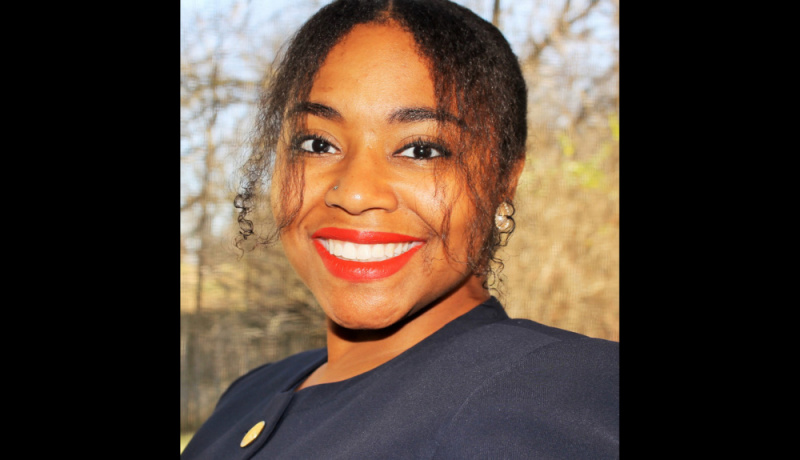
[498,317,618,368]
[432,317,619,459]
[463,315,618,395]
[450,312,618,375]
[181,348,326,458]
[470,316,618,412]
[216,348,326,409]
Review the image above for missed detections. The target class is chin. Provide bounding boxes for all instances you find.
[324,297,416,331]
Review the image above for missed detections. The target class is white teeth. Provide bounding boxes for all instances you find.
[319,239,421,262]
[343,241,356,259]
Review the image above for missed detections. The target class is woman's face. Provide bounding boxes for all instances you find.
[273,22,489,330]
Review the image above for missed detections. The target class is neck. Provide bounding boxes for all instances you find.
[298,279,490,390]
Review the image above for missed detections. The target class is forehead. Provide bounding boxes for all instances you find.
[309,22,435,112]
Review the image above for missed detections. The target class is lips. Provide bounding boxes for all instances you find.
[312,227,425,281]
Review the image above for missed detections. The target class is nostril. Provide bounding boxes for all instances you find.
[323,164,399,214]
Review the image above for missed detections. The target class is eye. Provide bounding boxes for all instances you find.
[298,136,337,154]
[395,141,449,159]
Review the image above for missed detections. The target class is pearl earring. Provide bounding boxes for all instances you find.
[494,202,514,232]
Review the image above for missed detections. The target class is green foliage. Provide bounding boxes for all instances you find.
[557,113,619,190]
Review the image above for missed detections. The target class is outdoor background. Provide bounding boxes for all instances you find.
[180,0,619,450]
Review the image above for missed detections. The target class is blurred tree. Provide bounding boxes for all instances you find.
[497,0,618,339]
[180,1,328,432]
[180,0,619,437]
[181,2,264,430]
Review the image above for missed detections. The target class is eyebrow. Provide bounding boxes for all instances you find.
[290,101,343,122]
[290,101,463,127]
[388,107,463,127]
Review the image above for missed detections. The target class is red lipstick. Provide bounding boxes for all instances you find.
[312,227,424,244]
[311,228,425,282]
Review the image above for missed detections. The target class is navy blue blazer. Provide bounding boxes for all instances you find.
[182,297,619,459]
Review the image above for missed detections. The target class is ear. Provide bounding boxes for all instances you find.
[505,156,526,200]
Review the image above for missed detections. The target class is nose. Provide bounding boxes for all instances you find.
[324,145,398,215]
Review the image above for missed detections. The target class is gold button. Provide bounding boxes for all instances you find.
[240,421,266,447]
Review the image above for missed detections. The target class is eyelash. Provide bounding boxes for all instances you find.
[292,134,451,160]
[394,138,451,160]
[293,134,338,155]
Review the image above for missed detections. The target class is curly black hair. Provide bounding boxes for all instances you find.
[235,0,527,285]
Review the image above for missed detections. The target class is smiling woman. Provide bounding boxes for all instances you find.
[275,22,491,335]
[181,1,618,459]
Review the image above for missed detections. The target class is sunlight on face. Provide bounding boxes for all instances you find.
[272,22,489,330]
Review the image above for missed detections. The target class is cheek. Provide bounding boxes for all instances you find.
[404,178,478,260]
[450,195,481,251]
[269,158,302,225]
[436,186,485,264]
[416,179,469,235]
[269,179,282,222]
[268,157,285,221]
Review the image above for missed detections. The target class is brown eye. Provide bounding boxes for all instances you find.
[413,145,434,158]
[396,141,449,159]
[299,137,336,154]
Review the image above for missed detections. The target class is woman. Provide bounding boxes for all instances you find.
[182,0,618,458]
